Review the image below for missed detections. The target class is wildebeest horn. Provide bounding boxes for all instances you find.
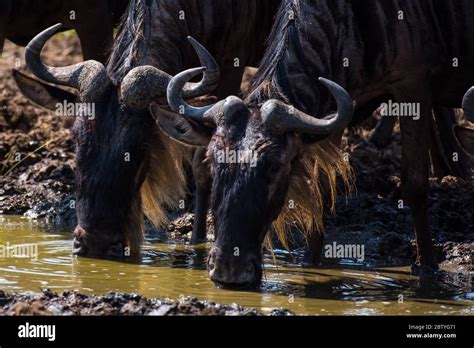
[121,36,220,110]
[167,67,221,121]
[260,78,353,135]
[25,23,110,101]
[462,86,474,122]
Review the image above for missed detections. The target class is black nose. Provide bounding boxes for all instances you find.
[107,242,124,258]
[72,225,124,259]
[208,248,261,288]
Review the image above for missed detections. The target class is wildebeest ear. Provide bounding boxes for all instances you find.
[12,69,77,111]
[453,125,474,158]
[149,103,212,147]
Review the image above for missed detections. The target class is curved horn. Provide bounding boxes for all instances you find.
[462,86,474,122]
[261,77,353,135]
[121,36,220,110]
[182,36,220,97]
[25,23,110,100]
[167,67,218,119]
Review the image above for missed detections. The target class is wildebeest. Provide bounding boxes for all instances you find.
[13,0,280,258]
[158,0,474,287]
[0,0,128,63]
[368,107,471,179]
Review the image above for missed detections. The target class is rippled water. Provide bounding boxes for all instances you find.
[0,215,472,315]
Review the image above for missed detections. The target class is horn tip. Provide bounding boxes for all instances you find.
[187,36,206,52]
[318,77,334,88]
[48,23,63,33]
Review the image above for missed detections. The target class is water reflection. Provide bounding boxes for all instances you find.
[0,215,472,315]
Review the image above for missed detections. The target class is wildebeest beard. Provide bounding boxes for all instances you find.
[156,0,355,286]
[206,114,352,247]
[202,106,353,287]
[71,88,152,258]
[72,88,190,258]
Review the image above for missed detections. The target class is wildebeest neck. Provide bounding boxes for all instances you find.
[247,0,474,114]
[107,0,280,88]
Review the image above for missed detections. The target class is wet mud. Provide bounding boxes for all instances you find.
[0,289,292,316]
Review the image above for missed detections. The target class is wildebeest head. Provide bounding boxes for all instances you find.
[151,64,354,287]
[14,24,219,259]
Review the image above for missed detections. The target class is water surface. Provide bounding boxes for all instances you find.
[0,216,472,315]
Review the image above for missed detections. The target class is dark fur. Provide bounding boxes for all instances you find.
[66,0,281,258]
[0,0,128,62]
[108,0,279,91]
[199,0,474,285]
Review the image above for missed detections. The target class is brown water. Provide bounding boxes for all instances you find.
[0,215,472,315]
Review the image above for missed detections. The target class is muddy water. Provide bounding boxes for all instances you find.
[0,216,472,315]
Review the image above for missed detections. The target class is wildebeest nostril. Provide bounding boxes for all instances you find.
[74,225,87,241]
[107,243,124,258]
[208,251,261,288]
[208,260,216,272]
[207,248,217,269]
[72,237,87,255]
[72,225,88,255]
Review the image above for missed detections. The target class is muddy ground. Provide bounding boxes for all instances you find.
[0,289,292,316]
[0,36,472,314]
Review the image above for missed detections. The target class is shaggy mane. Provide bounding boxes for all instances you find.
[268,140,353,251]
[107,0,150,84]
[141,129,191,229]
[106,0,192,251]
[120,125,191,256]
[245,0,354,250]
[246,0,306,107]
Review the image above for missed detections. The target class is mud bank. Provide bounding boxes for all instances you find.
[0,36,78,223]
[0,290,293,316]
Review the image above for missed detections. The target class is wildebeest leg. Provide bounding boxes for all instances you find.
[429,111,450,178]
[303,169,332,266]
[350,95,390,126]
[191,147,211,244]
[399,94,438,271]
[303,228,324,266]
[431,107,471,179]
[350,95,394,148]
[71,1,113,63]
[369,117,396,148]
[303,132,344,266]
[216,67,246,99]
[0,1,10,57]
